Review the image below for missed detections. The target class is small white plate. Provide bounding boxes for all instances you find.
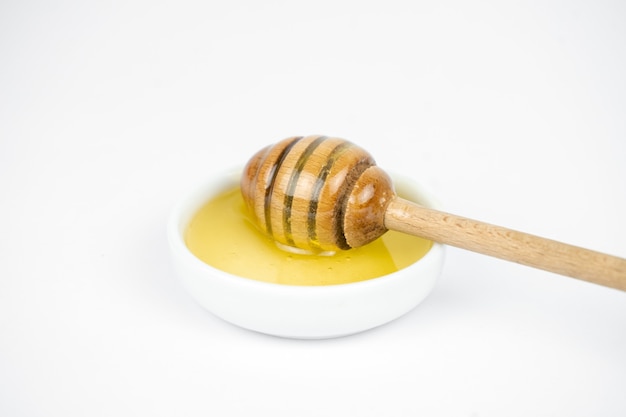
[167,169,445,339]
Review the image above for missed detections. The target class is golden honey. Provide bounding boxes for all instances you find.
[185,187,433,286]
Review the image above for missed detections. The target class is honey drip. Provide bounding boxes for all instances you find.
[185,187,433,286]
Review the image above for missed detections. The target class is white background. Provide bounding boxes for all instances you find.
[1,1,625,416]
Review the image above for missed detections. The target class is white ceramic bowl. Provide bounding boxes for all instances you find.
[167,169,445,339]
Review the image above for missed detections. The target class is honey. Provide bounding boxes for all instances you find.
[185,187,433,286]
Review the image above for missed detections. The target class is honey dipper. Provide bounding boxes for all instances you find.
[240,135,626,291]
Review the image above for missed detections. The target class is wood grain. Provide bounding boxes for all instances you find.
[385,197,626,291]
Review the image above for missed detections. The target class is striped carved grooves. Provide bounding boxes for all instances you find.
[241,135,396,253]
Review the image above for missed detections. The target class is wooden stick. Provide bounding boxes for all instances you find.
[241,135,626,292]
[385,197,626,291]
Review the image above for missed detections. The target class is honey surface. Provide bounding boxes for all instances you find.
[185,187,433,286]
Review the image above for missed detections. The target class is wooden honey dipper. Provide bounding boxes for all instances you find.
[240,135,626,291]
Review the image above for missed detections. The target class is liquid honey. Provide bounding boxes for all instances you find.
[185,187,433,286]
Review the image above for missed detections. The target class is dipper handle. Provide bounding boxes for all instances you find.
[385,197,626,291]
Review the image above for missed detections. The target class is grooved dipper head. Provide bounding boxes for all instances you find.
[240,135,396,253]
